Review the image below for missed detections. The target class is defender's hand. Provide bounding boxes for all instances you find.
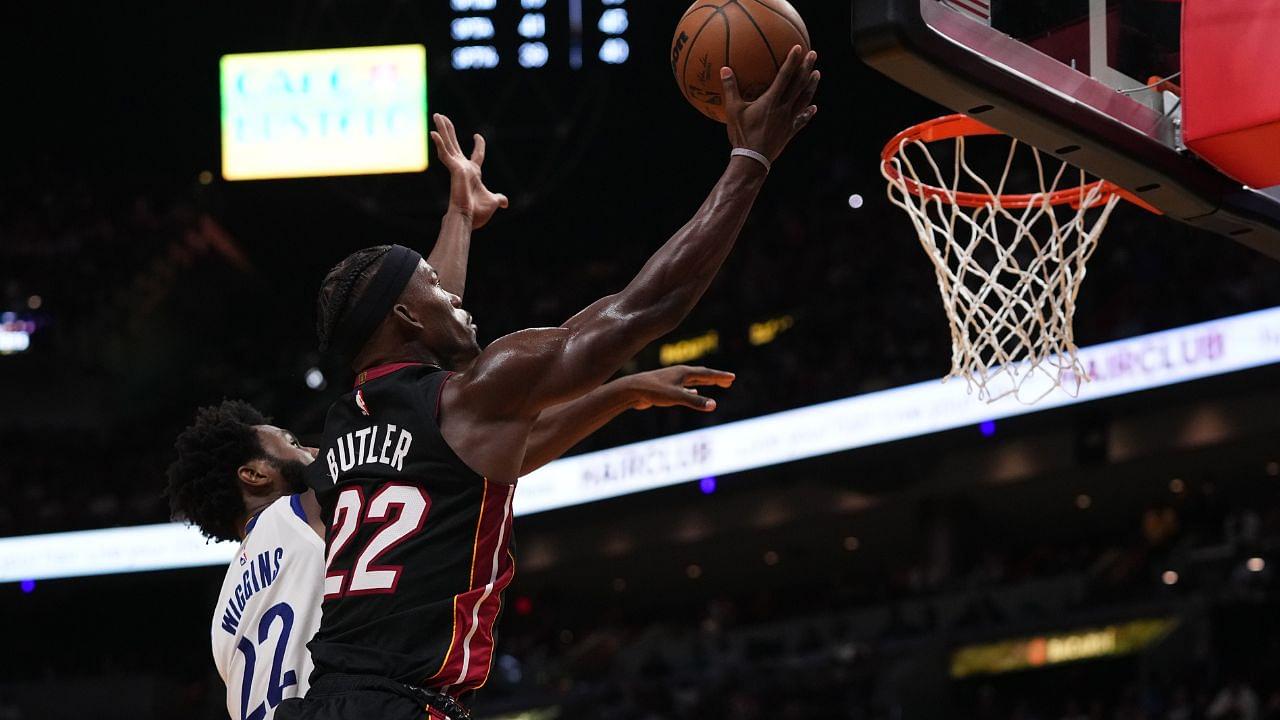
[431,113,509,229]
[722,46,820,162]
[623,366,735,412]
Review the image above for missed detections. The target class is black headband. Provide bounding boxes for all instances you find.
[330,244,422,359]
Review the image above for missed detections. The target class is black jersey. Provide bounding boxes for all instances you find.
[307,363,515,696]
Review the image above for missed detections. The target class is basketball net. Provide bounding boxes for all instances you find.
[881,115,1126,404]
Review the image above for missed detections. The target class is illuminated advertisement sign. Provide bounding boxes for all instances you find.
[3,306,1280,581]
[514,304,1280,516]
[220,45,428,180]
[950,617,1178,678]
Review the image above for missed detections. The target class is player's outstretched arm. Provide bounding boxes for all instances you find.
[426,113,508,299]
[443,47,817,481]
[519,365,734,475]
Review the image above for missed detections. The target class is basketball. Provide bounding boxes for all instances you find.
[671,0,811,123]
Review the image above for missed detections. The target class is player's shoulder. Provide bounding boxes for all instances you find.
[452,327,570,390]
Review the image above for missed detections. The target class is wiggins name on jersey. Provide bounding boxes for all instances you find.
[212,494,325,720]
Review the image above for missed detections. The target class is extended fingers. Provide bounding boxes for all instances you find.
[433,113,462,155]
[680,367,736,388]
[430,131,458,166]
[792,68,820,117]
[762,45,804,103]
[780,50,817,106]
[668,386,718,412]
[471,133,486,166]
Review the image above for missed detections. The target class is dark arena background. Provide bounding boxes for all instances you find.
[5,1,1280,718]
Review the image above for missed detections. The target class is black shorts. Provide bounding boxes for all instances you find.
[276,674,468,720]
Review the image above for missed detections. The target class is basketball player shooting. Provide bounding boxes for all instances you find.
[167,115,736,720]
[279,47,820,720]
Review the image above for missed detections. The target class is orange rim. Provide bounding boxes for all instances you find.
[881,114,1160,213]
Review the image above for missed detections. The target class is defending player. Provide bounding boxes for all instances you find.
[282,48,819,720]
[167,115,736,720]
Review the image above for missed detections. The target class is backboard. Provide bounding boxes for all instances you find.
[852,0,1280,258]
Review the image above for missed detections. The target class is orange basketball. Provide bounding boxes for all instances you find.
[671,0,811,123]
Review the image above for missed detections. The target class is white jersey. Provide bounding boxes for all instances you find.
[211,495,324,720]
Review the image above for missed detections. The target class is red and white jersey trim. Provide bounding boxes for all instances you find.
[428,480,516,693]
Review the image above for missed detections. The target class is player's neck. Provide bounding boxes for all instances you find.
[352,342,444,375]
[238,494,281,539]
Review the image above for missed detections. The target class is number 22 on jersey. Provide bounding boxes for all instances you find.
[235,602,297,720]
[324,484,430,598]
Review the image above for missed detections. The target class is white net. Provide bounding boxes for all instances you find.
[882,120,1123,404]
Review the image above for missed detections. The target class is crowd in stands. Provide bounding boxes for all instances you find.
[454,473,1280,719]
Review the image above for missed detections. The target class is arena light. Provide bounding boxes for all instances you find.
[0,313,35,354]
[518,42,550,68]
[453,45,500,70]
[4,305,1280,581]
[598,38,630,64]
[452,16,496,41]
[220,45,427,181]
[0,523,238,583]
[518,13,546,38]
[0,329,30,354]
[305,367,327,390]
[598,8,628,34]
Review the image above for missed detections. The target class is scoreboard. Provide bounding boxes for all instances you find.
[449,0,630,70]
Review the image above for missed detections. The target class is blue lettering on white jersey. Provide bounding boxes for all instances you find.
[211,495,325,720]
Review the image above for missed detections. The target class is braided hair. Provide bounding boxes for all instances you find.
[315,245,393,353]
[165,400,269,543]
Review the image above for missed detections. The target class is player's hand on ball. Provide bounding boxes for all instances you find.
[431,113,509,230]
[624,365,736,412]
[721,46,820,162]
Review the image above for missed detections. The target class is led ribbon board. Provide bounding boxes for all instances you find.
[220,45,428,180]
[4,306,1280,581]
[950,617,1179,678]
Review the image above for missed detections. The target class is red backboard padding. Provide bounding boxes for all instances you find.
[1182,0,1280,188]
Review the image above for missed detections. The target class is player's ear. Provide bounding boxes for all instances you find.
[391,302,425,330]
[238,460,274,490]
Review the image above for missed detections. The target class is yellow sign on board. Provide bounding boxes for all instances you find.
[220,45,428,180]
[950,617,1177,678]
[660,331,719,366]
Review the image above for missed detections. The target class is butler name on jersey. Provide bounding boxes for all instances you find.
[308,363,515,696]
[213,494,326,720]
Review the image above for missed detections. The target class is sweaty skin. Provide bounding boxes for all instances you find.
[355,48,820,483]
